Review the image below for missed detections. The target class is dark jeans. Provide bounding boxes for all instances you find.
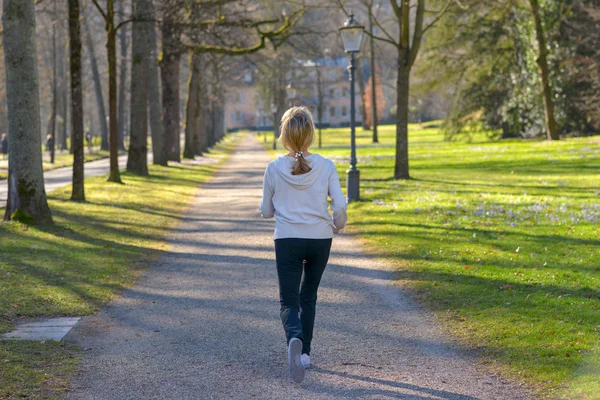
[275,238,332,356]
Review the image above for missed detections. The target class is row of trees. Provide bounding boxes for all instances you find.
[2,1,596,225]
[2,0,302,224]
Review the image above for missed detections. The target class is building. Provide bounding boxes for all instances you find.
[225,55,367,132]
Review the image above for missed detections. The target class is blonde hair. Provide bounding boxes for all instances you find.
[279,106,315,175]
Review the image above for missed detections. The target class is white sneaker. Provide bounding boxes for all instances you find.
[301,354,311,369]
[288,338,305,383]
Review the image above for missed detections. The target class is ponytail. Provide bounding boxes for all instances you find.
[280,107,316,176]
[292,151,312,176]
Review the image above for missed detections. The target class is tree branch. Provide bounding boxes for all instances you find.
[91,0,108,22]
[363,29,398,46]
[421,0,454,36]
[408,0,425,68]
[184,9,303,56]
[369,7,399,46]
[390,0,402,21]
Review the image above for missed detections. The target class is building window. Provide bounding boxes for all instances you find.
[235,110,242,121]
[329,88,335,98]
[328,70,336,81]
[329,106,336,118]
[341,106,348,117]
[342,87,349,97]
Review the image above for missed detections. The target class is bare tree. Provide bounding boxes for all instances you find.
[69,0,85,201]
[528,0,559,140]
[357,56,369,130]
[367,1,379,143]
[126,0,151,175]
[184,52,202,159]
[3,0,53,224]
[146,0,168,166]
[160,6,183,162]
[158,0,304,161]
[117,0,129,151]
[82,15,109,151]
[49,0,58,163]
[91,0,123,183]
[352,0,456,179]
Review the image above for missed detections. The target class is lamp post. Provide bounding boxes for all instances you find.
[339,13,364,201]
[286,83,297,108]
[271,103,278,149]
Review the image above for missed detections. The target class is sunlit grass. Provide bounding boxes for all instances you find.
[0,149,110,180]
[0,134,241,399]
[260,124,600,397]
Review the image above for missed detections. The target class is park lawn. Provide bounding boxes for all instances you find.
[0,134,241,399]
[261,124,599,397]
[0,150,110,180]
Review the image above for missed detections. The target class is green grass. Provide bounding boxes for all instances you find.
[260,125,600,398]
[0,134,241,399]
[0,149,110,180]
[561,341,600,399]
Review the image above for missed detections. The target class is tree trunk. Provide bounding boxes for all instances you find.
[393,0,411,180]
[50,1,58,163]
[161,16,181,162]
[57,30,69,152]
[528,0,559,141]
[126,0,150,175]
[146,0,167,166]
[205,101,215,150]
[69,0,85,201]
[83,17,109,151]
[117,0,128,151]
[194,55,206,156]
[315,63,323,148]
[106,0,122,183]
[183,52,199,159]
[395,60,410,180]
[357,57,369,130]
[369,7,379,143]
[215,101,225,142]
[2,0,53,224]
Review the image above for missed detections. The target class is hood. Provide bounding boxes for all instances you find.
[272,154,328,190]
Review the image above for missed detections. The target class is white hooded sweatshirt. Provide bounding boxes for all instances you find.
[260,154,348,239]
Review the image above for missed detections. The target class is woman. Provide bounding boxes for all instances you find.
[260,106,348,383]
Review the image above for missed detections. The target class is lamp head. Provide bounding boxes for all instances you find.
[339,13,364,53]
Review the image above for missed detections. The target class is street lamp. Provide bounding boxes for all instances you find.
[339,13,364,201]
[271,103,278,149]
[286,83,297,107]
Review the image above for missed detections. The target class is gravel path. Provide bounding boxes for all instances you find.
[65,134,531,400]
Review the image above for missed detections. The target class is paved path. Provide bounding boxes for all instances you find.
[0,155,127,209]
[65,134,531,400]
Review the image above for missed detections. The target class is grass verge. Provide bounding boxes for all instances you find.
[259,125,599,398]
[0,134,241,399]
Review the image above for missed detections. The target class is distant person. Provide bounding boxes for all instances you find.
[86,132,92,151]
[46,134,54,153]
[1,133,7,160]
[260,107,348,383]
